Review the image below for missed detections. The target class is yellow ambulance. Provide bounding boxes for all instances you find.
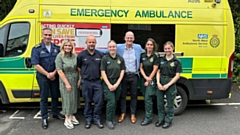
[0,0,234,115]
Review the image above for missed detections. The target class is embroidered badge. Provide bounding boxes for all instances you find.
[142,58,146,60]
[117,59,121,64]
[170,62,175,67]
[95,58,101,61]
[107,61,111,64]
[160,62,164,64]
[150,57,153,62]
[54,49,57,53]
[40,51,45,54]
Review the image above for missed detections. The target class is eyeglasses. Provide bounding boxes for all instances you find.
[44,34,52,36]
[125,37,133,40]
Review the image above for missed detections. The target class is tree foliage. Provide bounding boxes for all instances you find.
[0,0,17,21]
[229,0,240,81]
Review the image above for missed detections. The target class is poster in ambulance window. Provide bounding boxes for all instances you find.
[41,22,110,53]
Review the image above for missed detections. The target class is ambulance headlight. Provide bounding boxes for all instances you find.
[215,0,221,3]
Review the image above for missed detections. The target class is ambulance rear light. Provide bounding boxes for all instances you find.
[228,53,234,78]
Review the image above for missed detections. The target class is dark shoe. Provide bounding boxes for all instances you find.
[141,120,152,126]
[53,114,65,120]
[42,119,48,130]
[118,113,126,123]
[93,121,104,129]
[155,120,165,127]
[162,122,172,129]
[85,121,92,129]
[106,121,114,130]
[112,120,116,126]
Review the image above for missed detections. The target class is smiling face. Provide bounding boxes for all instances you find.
[124,31,135,46]
[63,42,73,54]
[164,42,174,56]
[42,29,52,45]
[145,40,154,52]
[86,35,96,51]
[108,41,117,55]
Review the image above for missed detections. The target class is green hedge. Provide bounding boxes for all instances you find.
[229,0,240,81]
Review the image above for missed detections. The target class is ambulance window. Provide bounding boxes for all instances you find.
[5,23,29,57]
[0,25,9,57]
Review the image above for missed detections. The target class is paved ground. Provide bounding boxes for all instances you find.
[0,83,239,135]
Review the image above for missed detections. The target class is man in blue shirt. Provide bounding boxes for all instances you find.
[117,31,144,124]
[77,35,104,129]
[31,28,64,130]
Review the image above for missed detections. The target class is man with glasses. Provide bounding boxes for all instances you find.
[31,28,64,130]
[117,31,144,124]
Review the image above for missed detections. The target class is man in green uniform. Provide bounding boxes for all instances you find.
[101,40,125,130]
[156,41,182,129]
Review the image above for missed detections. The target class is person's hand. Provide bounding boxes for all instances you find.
[162,84,170,90]
[108,85,115,91]
[157,83,165,91]
[144,81,149,87]
[66,84,71,93]
[47,72,55,81]
[112,84,119,91]
[49,76,56,81]
[77,79,81,88]
[145,77,152,83]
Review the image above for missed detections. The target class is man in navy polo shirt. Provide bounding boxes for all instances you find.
[77,35,104,129]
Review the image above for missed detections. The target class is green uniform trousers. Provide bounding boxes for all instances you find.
[156,76,177,123]
[141,78,156,121]
[103,79,122,121]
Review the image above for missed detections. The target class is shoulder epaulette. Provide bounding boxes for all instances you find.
[54,44,60,47]
[35,44,41,48]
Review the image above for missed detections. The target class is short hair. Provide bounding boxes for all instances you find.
[85,35,96,42]
[42,28,52,33]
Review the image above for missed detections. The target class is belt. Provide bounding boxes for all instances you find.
[125,72,136,75]
[84,78,100,82]
[161,75,174,78]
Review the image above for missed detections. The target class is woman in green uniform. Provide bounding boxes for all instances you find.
[139,38,159,126]
[101,40,125,130]
[55,39,80,129]
[156,41,182,129]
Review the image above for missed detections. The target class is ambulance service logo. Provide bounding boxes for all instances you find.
[170,62,175,67]
[210,35,220,48]
[117,59,121,64]
[150,57,153,62]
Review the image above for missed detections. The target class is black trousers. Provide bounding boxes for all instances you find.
[120,74,138,114]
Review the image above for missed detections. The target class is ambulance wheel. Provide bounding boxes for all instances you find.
[173,86,188,115]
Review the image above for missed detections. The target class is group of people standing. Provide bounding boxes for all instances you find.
[31,28,182,130]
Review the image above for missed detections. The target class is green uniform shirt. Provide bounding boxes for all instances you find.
[159,55,182,77]
[140,52,160,76]
[100,53,126,79]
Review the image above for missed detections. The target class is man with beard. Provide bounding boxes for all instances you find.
[77,35,104,129]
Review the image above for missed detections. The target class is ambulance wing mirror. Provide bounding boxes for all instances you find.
[158,52,184,57]
[0,43,4,57]
[25,57,32,68]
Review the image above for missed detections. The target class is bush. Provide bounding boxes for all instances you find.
[229,0,240,82]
